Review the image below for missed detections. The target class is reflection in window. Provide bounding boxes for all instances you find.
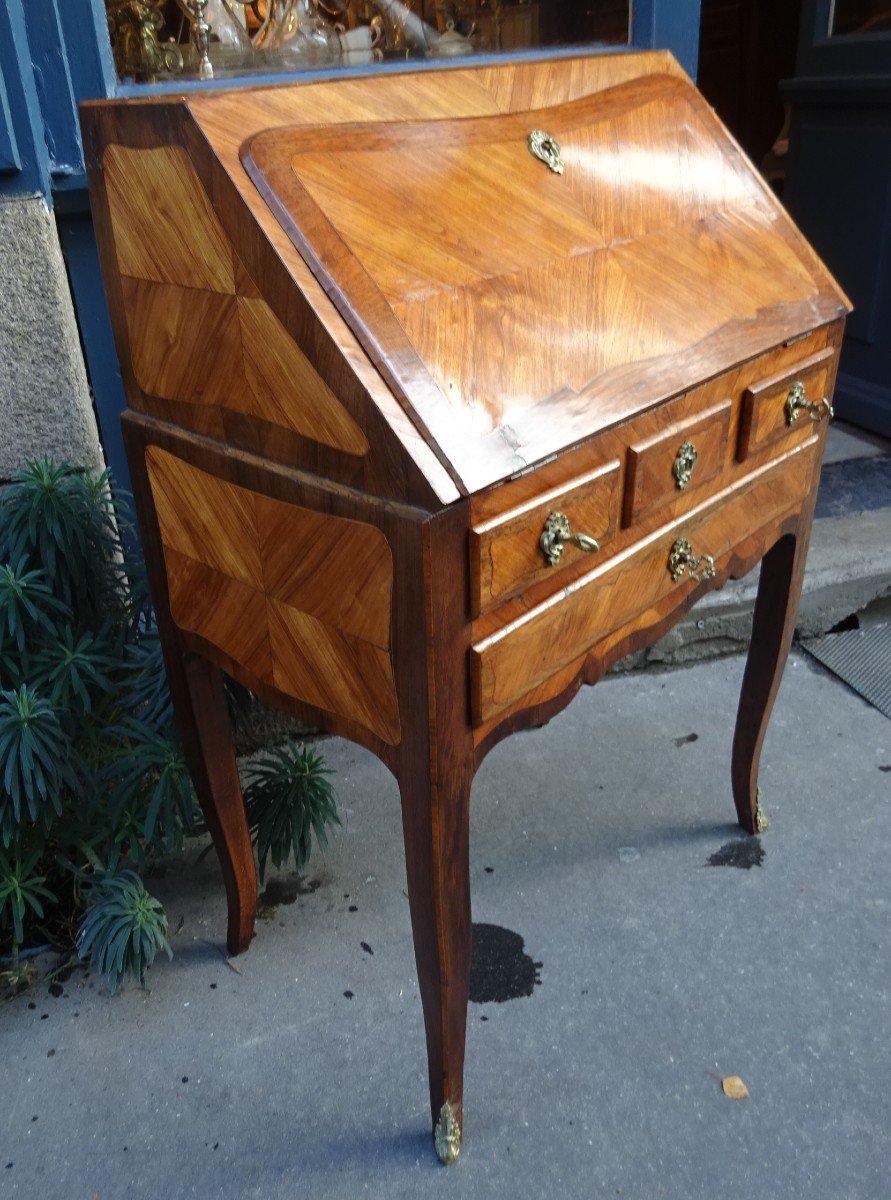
[829,0,891,36]
[105,1,631,84]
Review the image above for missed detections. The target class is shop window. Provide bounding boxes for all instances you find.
[828,0,891,36]
[105,1,632,84]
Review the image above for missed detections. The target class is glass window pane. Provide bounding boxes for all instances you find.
[105,1,631,85]
[829,0,891,36]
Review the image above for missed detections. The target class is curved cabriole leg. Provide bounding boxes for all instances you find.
[398,759,472,1164]
[123,425,257,955]
[732,526,810,834]
[173,650,258,955]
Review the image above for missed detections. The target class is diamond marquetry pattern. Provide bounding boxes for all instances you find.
[146,447,400,744]
[104,145,368,456]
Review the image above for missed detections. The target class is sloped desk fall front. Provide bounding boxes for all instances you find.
[83,51,849,1164]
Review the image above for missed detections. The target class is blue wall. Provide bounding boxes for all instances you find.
[633,0,701,78]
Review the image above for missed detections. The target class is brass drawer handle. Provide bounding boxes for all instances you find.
[669,536,715,583]
[673,440,698,490]
[540,511,600,566]
[528,130,564,175]
[785,380,833,427]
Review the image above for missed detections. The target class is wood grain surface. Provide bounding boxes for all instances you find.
[738,346,835,460]
[82,53,850,1155]
[471,438,819,724]
[470,458,620,615]
[624,399,732,525]
[146,446,400,744]
[104,144,235,291]
[241,65,848,492]
[467,328,834,640]
[85,51,850,500]
[105,145,370,457]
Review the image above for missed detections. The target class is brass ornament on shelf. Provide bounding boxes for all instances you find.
[673,439,698,490]
[668,536,715,584]
[528,130,564,175]
[784,380,833,427]
[105,1,184,82]
[107,0,470,82]
[433,1100,461,1164]
[539,511,600,566]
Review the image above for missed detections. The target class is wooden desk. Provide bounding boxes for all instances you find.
[83,51,849,1163]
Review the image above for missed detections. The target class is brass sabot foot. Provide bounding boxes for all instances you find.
[754,787,769,833]
[434,1101,461,1165]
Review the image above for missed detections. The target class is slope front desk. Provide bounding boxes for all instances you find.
[83,51,849,1163]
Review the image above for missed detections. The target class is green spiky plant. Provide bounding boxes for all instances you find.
[245,743,340,882]
[0,458,340,992]
[75,870,172,992]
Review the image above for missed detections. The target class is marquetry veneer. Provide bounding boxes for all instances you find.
[83,49,849,1165]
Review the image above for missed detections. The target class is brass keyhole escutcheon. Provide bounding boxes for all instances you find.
[668,536,715,584]
[528,130,564,175]
[673,440,698,490]
[540,511,600,566]
[785,380,833,427]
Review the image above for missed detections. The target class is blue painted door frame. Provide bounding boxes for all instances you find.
[1,0,702,494]
[782,0,891,437]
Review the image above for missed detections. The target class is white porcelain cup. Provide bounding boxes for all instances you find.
[338,25,375,52]
[340,48,375,64]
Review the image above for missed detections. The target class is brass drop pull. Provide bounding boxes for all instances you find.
[785,380,833,427]
[668,536,715,584]
[528,130,564,175]
[673,440,698,490]
[540,511,600,566]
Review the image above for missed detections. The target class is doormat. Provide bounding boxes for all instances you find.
[815,453,891,519]
[802,623,891,720]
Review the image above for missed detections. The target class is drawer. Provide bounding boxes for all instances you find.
[470,459,621,616]
[737,347,834,460]
[471,438,818,725]
[623,399,732,526]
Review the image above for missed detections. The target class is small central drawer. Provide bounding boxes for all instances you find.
[623,399,732,525]
[470,460,621,616]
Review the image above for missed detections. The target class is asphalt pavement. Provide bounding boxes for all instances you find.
[1,648,888,1200]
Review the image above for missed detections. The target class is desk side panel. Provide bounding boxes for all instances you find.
[143,441,402,746]
[82,100,454,510]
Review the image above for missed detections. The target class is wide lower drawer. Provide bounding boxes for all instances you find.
[470,438,819,725]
